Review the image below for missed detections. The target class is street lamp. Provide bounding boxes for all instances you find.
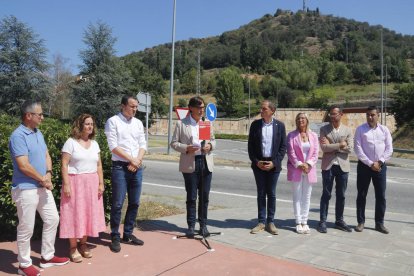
[167,0,177,154]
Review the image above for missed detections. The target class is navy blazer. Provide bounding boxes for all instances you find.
[248,118,287,172]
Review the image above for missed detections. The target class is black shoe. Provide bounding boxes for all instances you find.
[375,223,389,234]
[335,220,352,232]
[317,221,327,233]
[110,236,121,253]
[199,225,210,237]
[186,227,195,238]
[122,234,144,246]
[355,223,364,232]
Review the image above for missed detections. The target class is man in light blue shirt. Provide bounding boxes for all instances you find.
[9,100,69,275]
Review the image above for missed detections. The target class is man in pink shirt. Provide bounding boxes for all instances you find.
[354,106,393,234]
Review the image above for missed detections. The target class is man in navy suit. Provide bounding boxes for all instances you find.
[248,100,286,235]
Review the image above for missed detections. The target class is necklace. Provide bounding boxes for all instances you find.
[300,132,308,142]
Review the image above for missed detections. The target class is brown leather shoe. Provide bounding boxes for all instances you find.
[375,223,389,234]
[265,223,279,235]
[250,223,265,234]
[355,223,364,232]
[78,243,92,258]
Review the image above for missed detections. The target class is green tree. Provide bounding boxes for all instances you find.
[390,83,414,127]
[179,68,197,94]
[215,67,244,116]
[308,86,336,109]
[71,22,132,126]
[0,16,50,114]
[123,54,167,119]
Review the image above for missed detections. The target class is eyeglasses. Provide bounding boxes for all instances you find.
[31,112,44,117]
[328,113,340,117]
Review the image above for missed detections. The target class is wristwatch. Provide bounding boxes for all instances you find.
[378,161,384,167]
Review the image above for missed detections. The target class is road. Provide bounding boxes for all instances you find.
[144,138,414,216]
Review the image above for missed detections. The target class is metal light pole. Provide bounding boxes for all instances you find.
[380,29,384,124]
[167,0,177,154]
[385,63,388,125]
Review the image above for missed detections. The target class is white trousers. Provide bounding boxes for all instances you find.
[11,188,59,268]
[291,176,313,225]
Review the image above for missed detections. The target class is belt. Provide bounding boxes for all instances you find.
[112,160,129,165]
[261,157,272,161]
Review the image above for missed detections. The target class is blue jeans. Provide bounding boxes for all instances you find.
[252,166,280,224]
[182,155,212,228]
[356,161,387,224]
[110,161,143,238]
[320,165,349,222]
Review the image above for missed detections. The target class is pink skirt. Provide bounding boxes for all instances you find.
[59,173,106,238]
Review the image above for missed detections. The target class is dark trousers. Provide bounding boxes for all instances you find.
[182,155,212,228]
[110,161,143,238]
[252,166,280,224]
[320,165,348,222]
[356,161,387,224]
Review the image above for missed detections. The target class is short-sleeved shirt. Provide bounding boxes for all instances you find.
[9,124,47,190]
[61,137,100,174]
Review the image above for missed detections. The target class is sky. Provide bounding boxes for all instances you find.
[2,0,413,73]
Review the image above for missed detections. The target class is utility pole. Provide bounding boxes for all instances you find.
[197,49,201,95]
[303,0,306,11]
[247,66,251,126]
[380,29,384,124]
[385,63,388,125]
[167,0,177,154]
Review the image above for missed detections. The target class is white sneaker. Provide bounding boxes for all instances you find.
[296,224,303,234]
[302,224,310,234]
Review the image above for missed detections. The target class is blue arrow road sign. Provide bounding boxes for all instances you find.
[206,103,217,121]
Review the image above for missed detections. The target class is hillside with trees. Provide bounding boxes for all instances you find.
[124,9,414,117]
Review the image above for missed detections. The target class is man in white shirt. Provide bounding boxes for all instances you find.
[105,95,147,252]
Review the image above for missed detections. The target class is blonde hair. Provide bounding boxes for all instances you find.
[71,114,97,139]
[295,112,309,131]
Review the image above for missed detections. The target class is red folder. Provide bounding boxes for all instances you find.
[199,121,211,140]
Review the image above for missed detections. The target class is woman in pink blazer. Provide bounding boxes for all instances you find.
[287,113,319,234]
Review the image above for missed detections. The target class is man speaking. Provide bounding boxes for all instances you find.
[170,96,215,238]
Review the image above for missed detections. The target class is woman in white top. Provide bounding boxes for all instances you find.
[287,113,319,234]
[59,114,105,262]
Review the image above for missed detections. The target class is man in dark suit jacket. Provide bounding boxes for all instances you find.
[248,100,286,235]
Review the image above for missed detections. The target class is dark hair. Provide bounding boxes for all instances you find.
[121,95,138,105]
[367,105,379,113]
[328,105,342,113]
[188,96,205,108]
[71,114,97,139]
[20,100,41,119]
[262,100,276,112]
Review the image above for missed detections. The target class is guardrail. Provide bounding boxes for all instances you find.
[394,148,414,154]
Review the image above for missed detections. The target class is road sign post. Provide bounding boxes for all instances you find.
[137,92,152,145]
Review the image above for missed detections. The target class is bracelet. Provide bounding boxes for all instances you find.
[46,170,53,175]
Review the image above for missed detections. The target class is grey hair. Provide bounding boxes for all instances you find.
[262,100,276,112]
[20,100,41,119]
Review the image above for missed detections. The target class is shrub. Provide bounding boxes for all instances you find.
[0,115,113,241]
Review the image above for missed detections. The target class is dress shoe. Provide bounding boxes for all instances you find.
[265,222,278,235]
[375,223,389,234]
[250,223,265,234]
[355,223,364,232]
[335,220,352,232]
[199,225,210,237]
[317,221,327,233]
[186,226,195,238]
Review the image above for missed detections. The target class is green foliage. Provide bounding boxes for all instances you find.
[0,115,113,241]
[0,16,50,115]
[307,86,336,109]
[215,67,244,116]
[71,22,132,127]
[390,83,414,127]
[214,133,248,141]
[177,98,187,107]
[122,53,168,121]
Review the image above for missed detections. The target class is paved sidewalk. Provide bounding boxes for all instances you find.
[0,225,336,276]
